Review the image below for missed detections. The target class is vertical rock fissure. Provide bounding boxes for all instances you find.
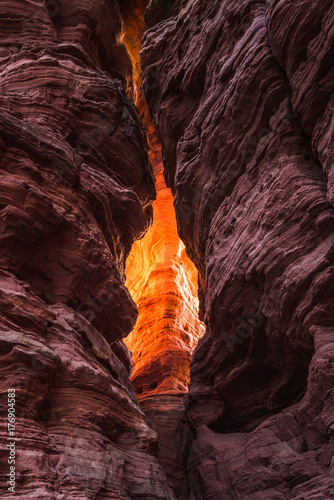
[120,3,206,497]
[121,19,205,399]
[138,0,334,499]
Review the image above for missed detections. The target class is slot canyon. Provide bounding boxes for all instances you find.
[0,0,333,499]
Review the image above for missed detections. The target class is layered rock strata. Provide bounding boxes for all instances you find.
[0,1,175,498]
[121,3,204,494]
[125,138,204,398]
[142,0,334,498]
[121,0,204,399]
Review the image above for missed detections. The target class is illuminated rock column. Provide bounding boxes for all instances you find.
[121,1,205,398]
[125,136,205,397]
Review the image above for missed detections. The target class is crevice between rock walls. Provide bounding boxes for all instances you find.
[140,0,334,499]
[120,2,205,497]
[1,1,334,500]
[0,1,177,498]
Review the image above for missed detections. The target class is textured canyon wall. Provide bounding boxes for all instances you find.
[0,1,175,498]
[125,140,204,496]
[121,0,204,400]
[142,0,334,498]
[121,3,205,496]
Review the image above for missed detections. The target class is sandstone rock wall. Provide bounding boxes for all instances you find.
[141,0,334,498]
[1,0,333,498]
[121,0,204,400]
[120,3,204,495]
[0,1,175,498]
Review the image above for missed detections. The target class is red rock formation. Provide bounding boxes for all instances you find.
[120,1,204,398]
[125,141,204,398]
[120,4,204,495]
[142,0,334,498]
[0,1,175,498]
[125,143,204,495]
[2,0,333,498]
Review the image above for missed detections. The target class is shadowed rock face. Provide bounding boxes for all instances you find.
[141,0,334,498]
[1,0,333,499]
[0,1,175,498]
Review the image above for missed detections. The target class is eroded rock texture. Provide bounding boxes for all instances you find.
[0,1,175,498]
[125,138,204,398]
[142,0,334,498]
[120,4,204,494]
[121,0,204,400]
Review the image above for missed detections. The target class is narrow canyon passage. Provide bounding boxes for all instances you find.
[121,1,205,399]
[119,7,206,494]
[0,1,333,500]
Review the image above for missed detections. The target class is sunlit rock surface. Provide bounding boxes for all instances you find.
[142,0,334,498]
[125,144,204,397]
[121,1,204,399]
[120,3,204,496]
[0,1,175,498]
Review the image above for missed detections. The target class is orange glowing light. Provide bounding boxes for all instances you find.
[121,1,205,398]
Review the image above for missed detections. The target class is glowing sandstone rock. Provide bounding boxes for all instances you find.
[121,0,205,399]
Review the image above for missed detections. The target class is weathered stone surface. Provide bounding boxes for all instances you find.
[125,140,205,398]
[142,0,334,498]
[0,1,175,498]
[144,0,180,29]
[1,0,333,498]
[121,1,204,399]
[120,6,204,494]
[140,394,193,499]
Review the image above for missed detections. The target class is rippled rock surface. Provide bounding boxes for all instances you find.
[142,0,334,498]
[0,1,175,498]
